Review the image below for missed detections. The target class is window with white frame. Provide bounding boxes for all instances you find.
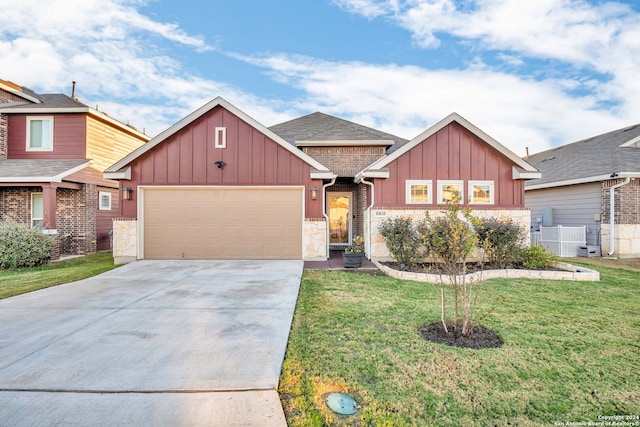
[405,180,432,204]
[437,180,464,204]
[31,193,44,229]
[98,191,112,210]
[26,117,54,151]
[469,181,494,204]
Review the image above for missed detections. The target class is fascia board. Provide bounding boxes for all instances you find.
[0,82,41,103]
[513,167,542,180]
[525,173,615,190]
[296,140,394,147]
[103,167,132,180]
[310,170,337,179]
[0,106,89,114]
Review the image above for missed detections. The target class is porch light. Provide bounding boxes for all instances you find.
[122,186,133,200]
[310,186,318,200]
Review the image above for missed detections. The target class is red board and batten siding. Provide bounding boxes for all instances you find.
[7,114,86,159]
[119,105,323,218]
[375,122,525,208]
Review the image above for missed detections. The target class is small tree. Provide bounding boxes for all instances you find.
[418,196,480,335]
[378,216,422,266]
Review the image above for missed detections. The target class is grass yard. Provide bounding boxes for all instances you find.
[280,262,640,426]
[0,252,119,300]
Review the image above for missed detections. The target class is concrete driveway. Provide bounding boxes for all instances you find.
[0,259,303,426]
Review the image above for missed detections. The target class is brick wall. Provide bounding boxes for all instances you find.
[57,185,97,255]
[601,178,640,224]
[302,146,386,176]
[0,185,98,259]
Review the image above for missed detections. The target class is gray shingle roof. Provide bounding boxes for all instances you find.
[269,112,407,150]
[524,123,640,187]
[0,93,86,110]
[0,159,90,181]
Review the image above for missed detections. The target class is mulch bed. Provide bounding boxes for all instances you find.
[418,322,504,349]
[382,261,563,275]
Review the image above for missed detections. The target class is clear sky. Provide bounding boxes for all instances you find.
[1,0,640,156]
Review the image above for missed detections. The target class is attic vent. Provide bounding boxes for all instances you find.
[215,127,226,149]
[541,156,556,162]
[623,125,639,132]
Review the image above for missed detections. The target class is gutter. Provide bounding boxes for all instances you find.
[360,178,375,260]
[322,176,337,260]
[608,176,631,256]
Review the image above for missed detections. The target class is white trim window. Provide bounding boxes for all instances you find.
[437,180,464,204]
[469,180,494,205]
[26,116,54,151]
[99,191,112,210]
[31,193,44,229]
[406,180,432,204]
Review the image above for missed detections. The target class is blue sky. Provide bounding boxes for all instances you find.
[2,0,640,156]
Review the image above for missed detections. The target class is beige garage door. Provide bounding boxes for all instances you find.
[143,187,303,259]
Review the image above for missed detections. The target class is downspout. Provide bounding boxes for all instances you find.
[361,178,374,261]
[608,176,630,256]
[322,177,337,260]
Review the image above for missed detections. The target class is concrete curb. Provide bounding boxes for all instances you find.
[373,261,600,283]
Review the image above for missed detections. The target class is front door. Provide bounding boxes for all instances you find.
[328,192,351,246]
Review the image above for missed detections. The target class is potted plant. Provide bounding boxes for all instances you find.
[343,236,364,268]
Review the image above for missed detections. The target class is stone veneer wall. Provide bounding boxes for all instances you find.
[369,207,532,260]
[112,219,137,264]
[304,218,327,260]
[600,178,640,257]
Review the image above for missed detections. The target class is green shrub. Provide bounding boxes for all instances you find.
[0,222,54,269]
[519,244,558,269]
[378,216,422,266]
[476,217,527,268]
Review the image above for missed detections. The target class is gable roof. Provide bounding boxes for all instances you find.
[0,159,91,182]
[357,112,540,181]
[269,112,407,148]
[525,123,640,190]
[105,97,332,178]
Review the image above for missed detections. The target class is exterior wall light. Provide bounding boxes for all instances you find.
[122,186,133,200]
[310,186,318,200]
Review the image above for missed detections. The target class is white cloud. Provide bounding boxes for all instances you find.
[0,0,215,135]
[331,0,400,18]
[244,53,629,156]
[1,0,638,156]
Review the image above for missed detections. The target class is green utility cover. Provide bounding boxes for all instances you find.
[326,392,358,415]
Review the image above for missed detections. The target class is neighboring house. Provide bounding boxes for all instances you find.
[0,79,150,258]
[525,123,640,257]
[105,97,540,263]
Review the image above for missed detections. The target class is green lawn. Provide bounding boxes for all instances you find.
[0,252,119,299]
[280,264,640,426]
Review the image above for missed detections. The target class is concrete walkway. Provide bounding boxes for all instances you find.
[0,259,303,426]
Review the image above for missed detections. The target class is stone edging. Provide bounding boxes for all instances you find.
[373,261,600,283]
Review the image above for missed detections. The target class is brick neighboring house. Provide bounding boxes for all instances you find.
[0,79,150,259]
[525,123,640,257]
[105,97,540,263]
